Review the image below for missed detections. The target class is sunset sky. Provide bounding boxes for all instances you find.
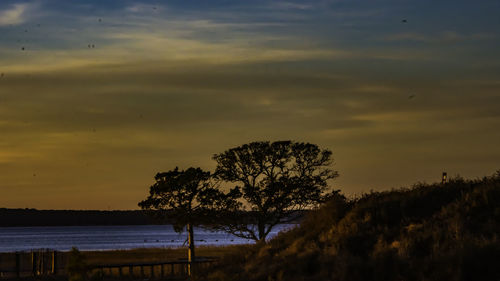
[1,0,499,209]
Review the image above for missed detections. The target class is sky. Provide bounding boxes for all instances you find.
[0,0,499,210]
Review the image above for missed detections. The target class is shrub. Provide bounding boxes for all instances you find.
[66,247,88,281]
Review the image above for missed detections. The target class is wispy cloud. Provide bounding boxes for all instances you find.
[0,3,33,26]
[384,32,430,42]
[270,2,315,10]
[125,3,165,13]
[385,31,498,43]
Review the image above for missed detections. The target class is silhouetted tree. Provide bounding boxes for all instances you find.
[138,167,223,275]
[212,141,339,241]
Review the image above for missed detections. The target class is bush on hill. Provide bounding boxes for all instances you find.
[203,172,500,281]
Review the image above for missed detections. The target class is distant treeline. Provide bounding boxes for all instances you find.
[0,209,307,227]
[0,209,160,227]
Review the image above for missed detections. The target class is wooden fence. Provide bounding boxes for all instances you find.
[0,250,217,280]
[90,258,217,279]
[0,249,58,278]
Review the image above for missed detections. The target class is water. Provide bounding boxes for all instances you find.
[0,224,295,252]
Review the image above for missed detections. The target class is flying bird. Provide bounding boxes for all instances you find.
[402,19,407,23]
[21,47,25,50]
[408,94,415,99]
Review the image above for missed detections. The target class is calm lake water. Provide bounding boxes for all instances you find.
[0,225,295,252]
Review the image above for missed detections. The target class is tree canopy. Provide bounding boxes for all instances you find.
[212,140,339,241]
[138,167,220,232]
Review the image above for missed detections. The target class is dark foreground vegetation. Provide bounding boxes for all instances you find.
[202,172,500,281]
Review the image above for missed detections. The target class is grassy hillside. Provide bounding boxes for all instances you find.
[203,172,500,281]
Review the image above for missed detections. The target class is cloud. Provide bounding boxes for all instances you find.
[0,3,33,26]
[270,2,315,10]
[384,31,498,43]
[384,32,430,42]
[126,3,164,13]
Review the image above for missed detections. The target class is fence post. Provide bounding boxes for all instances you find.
[31,251,36,276]
[129,266,133,278]
[15,252,21,278]
[51,251,57,275]
[41,250,45,275]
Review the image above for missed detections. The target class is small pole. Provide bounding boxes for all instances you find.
[129,265,133,278]
[15,252,20,278]
[442,172,447,184]
[140,266,144,279]
[31,251,36,276]
[150,265,154,279]
[40,250,44,275]
[51,251,57,275]
[161,264,164,278]
[118,266,123,278]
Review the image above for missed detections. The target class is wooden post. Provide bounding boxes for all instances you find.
[51,251,57,275]
[40,250,44,275]
[118,266,123,278]
[129,265,133,278]
[150,265,154,279]
[140,266,144,279]
[15,252,21,278]
[171,263,174,276]
[31,251,36,276]
[161,264,164,278]
[187,223,195,277]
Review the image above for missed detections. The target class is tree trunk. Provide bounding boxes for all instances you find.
[258,221,266,242]
[187,223,195,277]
